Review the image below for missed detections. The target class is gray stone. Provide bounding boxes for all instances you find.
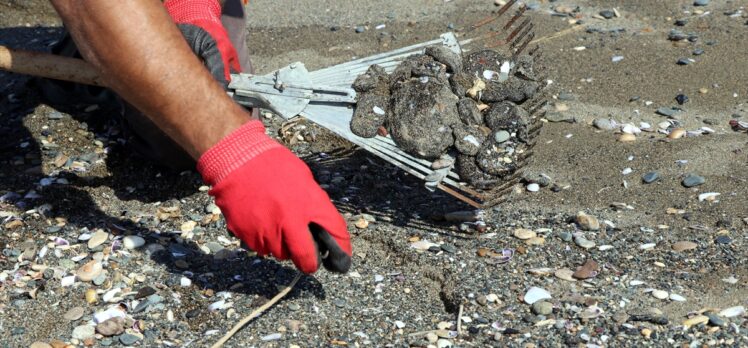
[92,273,107,286]
[494,130,511,143]
[449,73,473,97]
[599,10,615,19]
[482,77,539,104]
[72,325,96,340]
[593,118,616,131]
[205,242,224,254]
[676,57,692,65]
[351,94,389,138]
[532,301,553,315]
[440,244,457,253]
[425,45,463,73]
[96,317,125,337]
[682,174,705,187]
[389,78,460,159]
[642,172,659,184]
[119,333,141,346]
[694,0,709,6]
[484,101,529,139]
[456,155,499,190]
[706,313,725,327]
[457,98,483,126]
[656,107,678,117]
[453,124,487,156]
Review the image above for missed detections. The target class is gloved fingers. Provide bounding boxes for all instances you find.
[306,187,352,273]
[175,23,230,87]
[282,221,321,274]
[309,223,351,273]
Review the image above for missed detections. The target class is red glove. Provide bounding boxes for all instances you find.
[164,0,241,84]
[198,121,353,273]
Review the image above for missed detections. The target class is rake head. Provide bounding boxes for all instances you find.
[231,1,547,208]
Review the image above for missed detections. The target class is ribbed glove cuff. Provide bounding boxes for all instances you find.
[164,0,222,24]
[197,120,282,185]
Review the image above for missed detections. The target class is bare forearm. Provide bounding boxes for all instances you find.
[49,0,250,158]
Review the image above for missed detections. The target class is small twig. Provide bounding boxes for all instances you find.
[456,303,464,336]
[211,273,302,348]
[531,24,587,45]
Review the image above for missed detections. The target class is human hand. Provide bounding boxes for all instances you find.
[165,0,241,85]
[198,120,352,273]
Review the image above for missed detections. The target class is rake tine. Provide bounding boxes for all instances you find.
[469,0,518,32]
[511,23,534,48]
[503,6,527,31]
[528,44,541,56]
[437,183,483,209]
[529,99,548,116]
[512,32,535,59]
[506,18,531,46]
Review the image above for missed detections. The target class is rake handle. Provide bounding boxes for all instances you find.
[0,45,105,87]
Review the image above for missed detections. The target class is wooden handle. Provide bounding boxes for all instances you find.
[0,45,106,87]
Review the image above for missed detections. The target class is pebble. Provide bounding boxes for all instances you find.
[532,301,553,315]
[715,235,732,244]
[205,203,221,215]
[96,317,125,336]
[572,259,599,279]
[682,174,705,187]
[485,294,500,303]
[718,306,745,318]
[76,260,103,282]
[63,306,85,321]
[667,128,686,139]
[180,276,192,287]
[618,133,636,142]
[436,339,453,348]
[694,0,709,6]
[85,289,98,304]
[554,268,576,282]
[677,57,692,65]
[574,236,596,249]
[440,244,457,253]
[558,232,573,242]
[88,230,109,249]
[355,26,366,33]
[683,315,709,328]
[669,293,687,302]
[675,94,689,105]
[513,228,537,240]
[672,241,697,252]
[576,212,600,231]
[599,10,615,19]
[639,243,657,250]
[119,333,141,346]
[656,107,677,117]
[524,287,552,304]
[651,289,669,300]
[123,236,145,249]
[526,183,540,192]
[706,313,725,327]
[593,118,616,131]
[72,325,96,340]
[30,343,53,348]
[642,172,659,184]
[494,130,510,143]
[426,332,439,343]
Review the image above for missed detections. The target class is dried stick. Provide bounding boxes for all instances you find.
[456,303,464,336]
[211,273,302,348]
[530,24,587,45]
